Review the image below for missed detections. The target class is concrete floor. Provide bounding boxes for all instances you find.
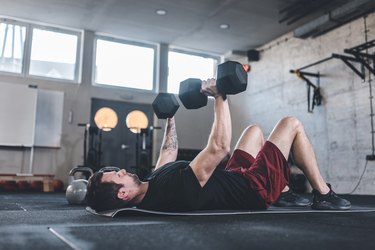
[0,192,375,250]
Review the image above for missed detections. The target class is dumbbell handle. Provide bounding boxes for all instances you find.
[201,78,227,100]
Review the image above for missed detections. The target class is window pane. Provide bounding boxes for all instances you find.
[0,22,26,74]
[29,28,78,80]
[95,39,154,90]
[168,51,217,94]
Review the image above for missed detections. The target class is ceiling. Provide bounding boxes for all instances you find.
[0,0,368,56]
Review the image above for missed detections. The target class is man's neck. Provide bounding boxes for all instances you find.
[132,181,149,204]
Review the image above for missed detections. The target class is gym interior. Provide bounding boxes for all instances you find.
[1,0,375,249]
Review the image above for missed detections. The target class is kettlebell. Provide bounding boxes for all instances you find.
[66,166,93,205]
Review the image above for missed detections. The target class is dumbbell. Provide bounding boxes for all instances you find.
[152,93,180,119]
[179,61,248,109]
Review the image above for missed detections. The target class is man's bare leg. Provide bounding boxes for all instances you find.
[235,125,291,192]
[268,117,351,210]
[234,120,326,193]
[234,123,310,207]
[267,116,330,194]
[234,125,265,157]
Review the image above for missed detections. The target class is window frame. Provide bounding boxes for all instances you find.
[93,35,158,92]
[0,18,29,76]
[0,17,83,83]
[27,24,82,83]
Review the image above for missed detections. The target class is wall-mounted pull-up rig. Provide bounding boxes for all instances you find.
[291,39,375,111]
[291,38,375,161]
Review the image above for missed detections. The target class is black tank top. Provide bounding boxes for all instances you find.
[137,161,262,212]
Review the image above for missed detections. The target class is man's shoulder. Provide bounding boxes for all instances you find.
[146,160,191,179]
[165,160,191,166]
[158,160,191,171]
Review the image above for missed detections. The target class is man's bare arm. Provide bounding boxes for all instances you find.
[155,117,178,169]
[190,79,232,187]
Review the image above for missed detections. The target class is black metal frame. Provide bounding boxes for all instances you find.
[290,70,322,113]
[291,39,375,113]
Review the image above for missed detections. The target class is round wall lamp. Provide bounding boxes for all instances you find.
[94,107,118,131]
[126,110,149,134]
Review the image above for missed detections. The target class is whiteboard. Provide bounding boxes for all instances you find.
[0,82,64,147]
[0,82,37,146]
[34,89,64,147]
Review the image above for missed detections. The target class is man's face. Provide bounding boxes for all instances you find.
[101,169,141,188]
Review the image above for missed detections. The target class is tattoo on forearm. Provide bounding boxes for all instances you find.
[162,119,178,151]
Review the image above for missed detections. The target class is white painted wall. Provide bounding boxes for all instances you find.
[230,14,375,194]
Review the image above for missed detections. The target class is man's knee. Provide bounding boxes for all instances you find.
[279,116,303,132]
[243,125,264,141]
[243,125,264,143]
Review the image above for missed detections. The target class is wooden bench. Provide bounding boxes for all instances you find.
[0,174,55,192]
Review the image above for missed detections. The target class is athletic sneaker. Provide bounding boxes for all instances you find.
[274,189,311,207]
[311,184,351,210]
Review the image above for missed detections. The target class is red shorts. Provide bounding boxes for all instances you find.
[225,141,290,208]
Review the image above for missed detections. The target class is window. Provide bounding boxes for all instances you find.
[0,21,26,74]
[168,51,218,93]
[94,38,155,90]
[29,28,80,81]
[0,18,82,82]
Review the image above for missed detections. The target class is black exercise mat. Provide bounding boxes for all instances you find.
[86,205,375,217]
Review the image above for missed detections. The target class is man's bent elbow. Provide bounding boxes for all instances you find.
[210,143,230,158]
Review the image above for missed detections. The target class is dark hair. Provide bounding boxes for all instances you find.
[86,171,132,212]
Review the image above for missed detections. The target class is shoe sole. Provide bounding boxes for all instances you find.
[311,204,352,210]
[274,202,312,207]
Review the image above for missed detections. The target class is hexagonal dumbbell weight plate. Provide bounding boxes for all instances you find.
[217,61,247,95]
[179,78,208,109]
[152,93,180,119]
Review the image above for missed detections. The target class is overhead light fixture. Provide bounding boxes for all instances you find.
[219,24,230,29]
[155,9,167,16]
